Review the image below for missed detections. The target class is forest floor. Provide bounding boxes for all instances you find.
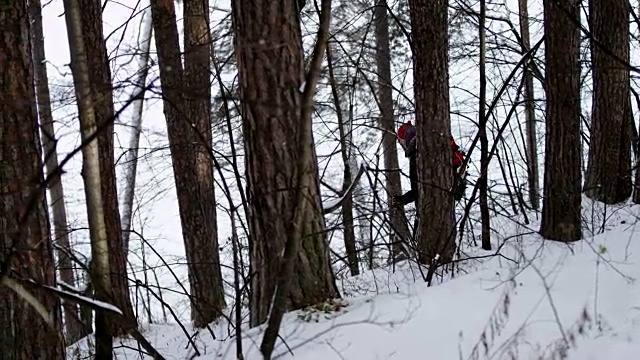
[68,198,640,359]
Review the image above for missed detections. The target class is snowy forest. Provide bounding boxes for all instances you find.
[2,0,640,358]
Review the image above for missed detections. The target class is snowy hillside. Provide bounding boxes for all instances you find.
[67,199,640,359]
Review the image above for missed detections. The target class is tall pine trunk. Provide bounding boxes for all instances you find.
[28,0,86,343]
[150,0,226,327]
[77,0,137,336]
[539,0,582,242]
[0,1,66,357]
[407,0,456,264]
[518,0,540,210]
[373,0,412,259]
[231,0,338,328]
[584,0,632,203]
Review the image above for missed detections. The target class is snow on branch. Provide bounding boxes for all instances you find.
[323,163,366,215]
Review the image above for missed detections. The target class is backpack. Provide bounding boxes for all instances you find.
[450,136,465,168]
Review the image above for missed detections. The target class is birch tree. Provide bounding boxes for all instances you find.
[121,6,154,254]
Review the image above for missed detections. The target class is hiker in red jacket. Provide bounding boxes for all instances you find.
[393,121,467,207]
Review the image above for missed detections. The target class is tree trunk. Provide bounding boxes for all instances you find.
[63,0,115,357]
[122,7,153,255]
[373,0,412,260]
[478,0,491,251]
[584,0,632,203]
[231,0,338,328]
[407,0,456,264]
[539,0,582,242]
[518,0,540,210]
[77,0,137,337]
[182,0,226,326]
[0,2,66,357]
[326,43,359,276]
[151,0,226,328]
[28,0,86,344]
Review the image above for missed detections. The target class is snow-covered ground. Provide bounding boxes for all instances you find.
[67,198,640,359]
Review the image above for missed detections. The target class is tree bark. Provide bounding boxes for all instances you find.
[539,0,582,242]
[0,1,66,357]
[182,0,226,326]
[518,0,540,210]
[373,0,412,260]
[231,0,338,328]
[122,8,153,255]
[151,0,226,327]
[584,0,632,203]
[63,0,116,357]
[28,0,86,344]
[407,0,456,264]
[77,0,137,337]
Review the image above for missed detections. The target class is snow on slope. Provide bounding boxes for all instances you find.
[68,202,640,360]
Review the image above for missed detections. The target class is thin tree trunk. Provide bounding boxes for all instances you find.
[539,0,582,242]
[478,0,491,251]
[78,0,137,337]
[122,6,154,255]
[518,0,540,210]
[408,0,456,264]
[63,0,114,357]
[584,0,632,203]
[151,0,226,328]
[632,94,640,202]
[374,0,412,260]
[0,1,66,357]
[326,43,359,276]
[231,0,338,329]
[28,0,85,344]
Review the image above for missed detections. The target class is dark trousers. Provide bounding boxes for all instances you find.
[396,158,465,206]
[395,156,418,205]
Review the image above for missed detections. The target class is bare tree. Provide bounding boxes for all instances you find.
[407,0,456,264]
[518,0,540,210]
[584,0,632,203]
[374,0,412,259]
[150,0,226,327]
[122,8,154,254]
[326,42,359,276]
[0,1,65,357]
[231,0,339,329]
[539,0,582,242]
[28,0,86,343]
[478,0,491,250]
